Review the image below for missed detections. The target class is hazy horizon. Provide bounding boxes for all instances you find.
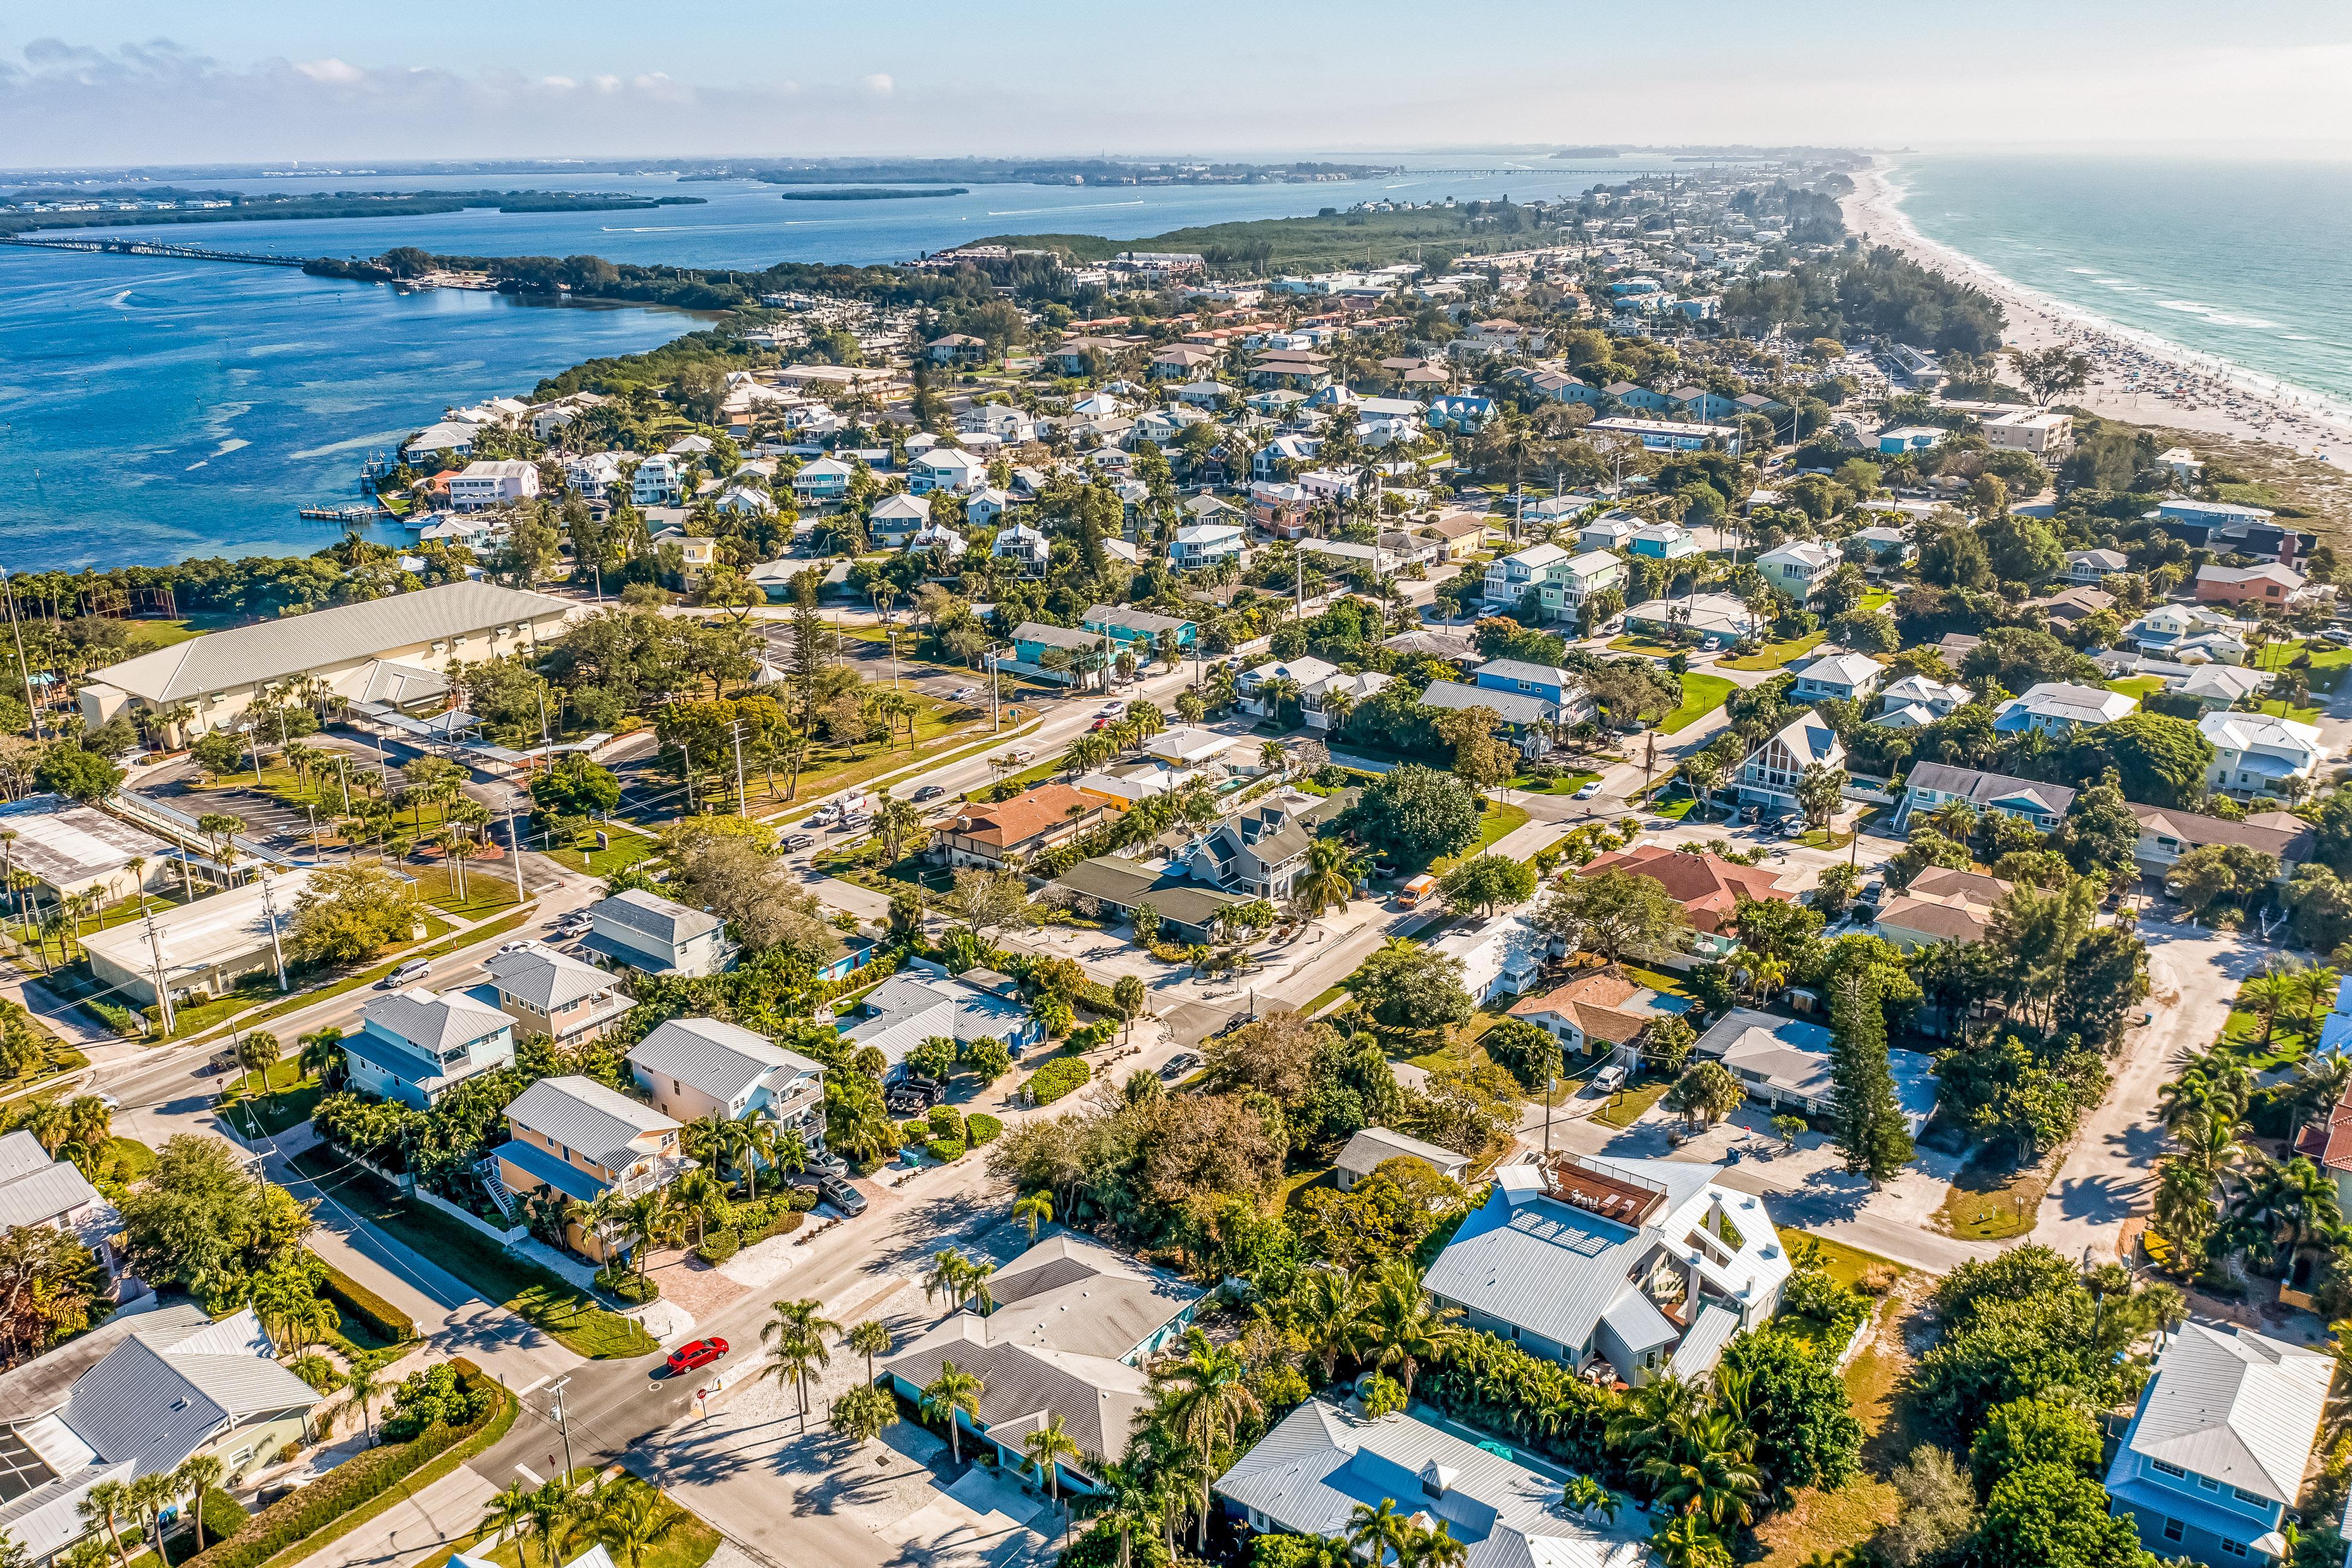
[4,1,2350,169]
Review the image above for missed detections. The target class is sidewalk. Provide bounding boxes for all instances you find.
[287,1461,498,1568]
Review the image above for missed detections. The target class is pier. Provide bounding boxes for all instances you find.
[298,505,385,523]
[1,236,311,267]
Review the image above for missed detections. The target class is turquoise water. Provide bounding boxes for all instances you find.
[1892,154,2352,408]
[0,152,1745,571]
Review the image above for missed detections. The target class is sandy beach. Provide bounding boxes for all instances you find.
[1841,156,2352,460]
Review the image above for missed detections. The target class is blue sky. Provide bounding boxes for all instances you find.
[4,2,2351,168]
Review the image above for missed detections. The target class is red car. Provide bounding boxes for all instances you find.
[665,1337,729,1375]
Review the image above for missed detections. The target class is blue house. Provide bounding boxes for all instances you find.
[1473,658,1585,709]
[344,985,516,1109]
[880,1234,1203,1497]
[2104,1323,2329,1568]
[1876,426,1946,455]
[1082,602,1197,654]
[1425,394,1497,433]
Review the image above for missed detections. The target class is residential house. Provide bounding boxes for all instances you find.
[2127,603,2249,662]
[1587,417,1742,455]
[1379,627,1479,666]
[1084,604,1197,659]
[906,518,969,564]
[1757,540,1836,599]
[1993,681,2137,736]
[1175,789,1357,902]
[1506,966,1675,1064]
[1576,844,1793,958]
[342,985,517,1110]
[1692,1009,1935,1130]
[1981,408,2074,457]
[648,528,717,586]
[2131,805,2313,881]
[1482,542,1572,613]
[1334,1128,1473,1192]
[1214,1399,1651,1568]
[2196,563,2307,608]
[582,888,737,978]
[1734,711,1846,815]
[1425,394,1495,432]
[1875,425,1946,455]
[987,520,1051,575]
[1417,680,1564,758]
[909,449,987,496]
[1627,521,1701,561]
[490,1076,691,1260]
[2033,585,2114,627]
[790,456,854,504]
[0,1130,120,1280]
[865,493,929,546]
[1432,913,1550,1005]
[1578,512,1639,552]
[1009,622,1101,684]
[1472,659,1593,722]
[884,1234,1201,1495]
[836,963,1043,1070]
[481,943,633,1049]
[1051,857,1244,946]
[1894,763,2076,834]
[1622,593,1759,648]
[928,333,988,364]
[2069,548,2129,583]
[2103,1324,2328,1568]
[630,455,684,507]
[449,460,539,512]
[1874,674,1971,724]
[628,1016,826,1159]
[1874,866,2012,952]
[1847,525,1913,565]
[1791,650,1885,704]
[1424,1152,1789,1383]
[1149,346,1216,381]
[2201,712,2326,800]
[1169,523,1247,569]
[0,1304,322,1562]
[1669,386,1741,422]
[1541,551,1628,619]
[932,783,1108,871]
[965,487,1019,530]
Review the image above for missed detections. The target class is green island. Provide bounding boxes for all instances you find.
[0,188,705,238]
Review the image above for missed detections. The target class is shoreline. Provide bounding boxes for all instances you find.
[1840,156,2352,460]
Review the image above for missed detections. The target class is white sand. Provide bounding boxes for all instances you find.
[1839,156,2352,460]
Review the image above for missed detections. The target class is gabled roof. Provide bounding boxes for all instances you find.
[1084,604,1194,635]
[86,582,572,704]
[359,985,510,1055]
[1475,659,1576,688]
[1998,681,2136,726]
[1904,762,2076,817]
[1796,652,1884,689]
[2125,1323,2332,1503]
[1759,709,1844,767]
[944,783,1101,851]
[487,943,622,1013]
[504,1075,678,1170]
[2132,803,2313,862]
[1577,844,1789,933]
[0,1131,100,1231]
[593,888,722,946]
[61,1307,318,1479]
[1418,680,1553,728]
[1335,1127,1472,1181]
[628,1017,820,1105]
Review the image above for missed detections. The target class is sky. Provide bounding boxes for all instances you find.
[5,2,2352,168]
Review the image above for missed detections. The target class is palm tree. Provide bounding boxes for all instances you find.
[1152,1327,1262,1551]
[1022,1412,1084,1509]
[346,1362,384,1446]
[1356,1262,1461,1400]
[79,1479,132,1568]
[831,1382,898,1449]
[2292,964,2343,1037]
[125,1473,175,1563]
[1561,1475,1618,1523]
[1013,1192,1054,1241]
[760,1297,840,1430]
[235,1029,279,1097]
[920,1359,985,1465]
[1640,1411,1763,1532]
[1604,1373,1706,1466]
[2243,970,2294,1047]
[1285,1267,1368,1383]
[171,1456,224,1552]
[849,1318,893,1383]
[591,1488,676,1568]
[1070,1460,1161,1568]
[617,1189,675,1280]
[874,796,924,864]
[524,1479,577,1568]
[479,1481,534,1554]
[1297,836,1358,918]
[671,1168,730,1247]
[1650,1511,1725,1568]
[1400,1519,1469,1568]
[1345,1497,1412,1566]
[297,1026,346,1085]
[926,1249,973,1310]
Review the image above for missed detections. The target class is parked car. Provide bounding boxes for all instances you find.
[1572,780,1603,800]
[497,939,534,954]
[912,785,946,802]
[950,686,978,701]
[665,1337,729,1375]
[555,914,593,938]
[1590,1064,1628,1096]
[1098,701,1126,716]
[782,833,816,852]
[818,1177,868,1217]
[1159,1051,1201,1080]
[378,959,431,989]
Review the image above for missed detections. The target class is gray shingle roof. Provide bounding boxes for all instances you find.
[1335,1127,1471,1181]
[1013,621,1096,652]
[2126,1323,2333,1503]
[504,1075,678,1170]
[86,581,572,703]
[628,1017,820,1106]
[1905,762,2076,817]
[1418,679,1554,727]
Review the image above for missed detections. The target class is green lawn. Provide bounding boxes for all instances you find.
[2254,698,2324,724]
[410,864,525,920]
[123,620,204,651]
[2105,675,2166,701]
[545,823,664,876]
[1795,1231,1911,1293]
[1721,631,1827,672]
[1428,802,1533,875]
[288,1150,658,1359]
[1607,634,1685,657]
[1592,1078,1669,1129]
[1660,673,1736,735]
[221,1057,326,1137]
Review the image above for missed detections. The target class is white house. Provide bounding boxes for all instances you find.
[1736,710,1845,814]
[449,460,539,511]
[907,518,969,562]
[791,455,855,504]
[1876,674,1971,721]
[1993,681,2137,736]
[630,454,683,507]
[583,889,738,978]
[2201,712,2326,799]
[909,447,987,496]
[990,520,1049,572]
[1170,523,1246,569]
[1791,649,1884,704]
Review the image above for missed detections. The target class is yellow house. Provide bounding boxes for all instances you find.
[492,1075,691,1263]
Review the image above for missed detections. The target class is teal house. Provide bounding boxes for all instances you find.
[1082,602,1197,654]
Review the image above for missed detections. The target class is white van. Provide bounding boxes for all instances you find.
[378,959,432,990]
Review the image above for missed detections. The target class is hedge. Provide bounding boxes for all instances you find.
[315,1257,416,1345]
[594,1266,659,1304]
[177,1361,507,1568]
[745,1209,805,1244]
[925,1138,967,1162]
[967,1113,1004,1146]
[693,1229,741,1264]
[1074,981,1122,1017]
[1028,1056,1093,1105]
[1419,1330,1615,1481]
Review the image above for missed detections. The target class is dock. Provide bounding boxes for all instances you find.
[298,505,385,523]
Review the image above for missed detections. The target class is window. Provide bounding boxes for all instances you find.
[2163,1520,2184,1544]
[2198,1475,2221,1492]
[2149,1459,2187,1479]
[2233,1487,2269,1506]
[2220,1541,2248,1559]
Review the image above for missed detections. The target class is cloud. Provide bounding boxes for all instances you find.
[861,74,894,96]
[294,57,362,85]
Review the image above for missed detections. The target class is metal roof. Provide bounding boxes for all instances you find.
[592,888,721,944]
[2126,1323,2333,1503]
[59,1308,316,1480]
[0,1156,101,1234]
[1336,1127,1472,1180]
[628,1017,820,1106]
[504,1075,678,1170]
[494,1136,611,1203]
[1903,762,2076,817]
[359,986,510,1056]
[84,581,572,703]
[486,943,622,1013]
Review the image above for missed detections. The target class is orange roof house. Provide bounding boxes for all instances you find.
[1508,965,1671,1057]
[1576,844,1792,939]
[930,783,1107,871]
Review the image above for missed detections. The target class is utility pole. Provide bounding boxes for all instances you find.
[678,740,695,814]
[729,722,747,814]
[258,870,288,991]
[143,915,175,1035]
[505,808,526,902]
[0,566,39,741]
[549,1376,577,1482]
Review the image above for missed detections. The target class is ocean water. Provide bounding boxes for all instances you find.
[0,151,1747,571]
[1892,154,2352,409]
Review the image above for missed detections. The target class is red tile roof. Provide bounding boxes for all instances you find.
[947,783,1102,853]
[1576,844,1791,935]
[2297,1090,2352,1173]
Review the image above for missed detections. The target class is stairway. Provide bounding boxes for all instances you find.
[475,1157,519,1221]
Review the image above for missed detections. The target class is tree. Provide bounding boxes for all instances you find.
[1112,974,1149,1043]
[848,1318,893,1383]
[1969,1395,2105,1492]
[1666,1061,1745,1128]
[1152,1328,1262,1551]
[1340,765,1482,862]
[2169,841,2279,918]
[1297,837,1359,918]
[1719,1331,1863,1497]
[0,1224,102,1367]
[592,1488,678,1568]
[1023,1412,1084,1508]
[1353,1262,1461,1400]
[1794,765,1846,834]
[34,747,121,806]
[289,859,418,965]
[1976,1463,2145,1568]
[1532,870,1687,962]
[920,1359,984,1464]
[1353,939,1473,1034]
[1829,970,1913,1184]
[1643,1014,1698,1075]
[759,1298,839,1431]
[114,1134,312,1303]
[832,1382,897,1449]
[949,867,1035,942]
[1439,854,1537,917]
[1012,1192,1054,1242]
[2064,713,2214,810]
[528,754,621,825]
[171,1456,226,1553]
[80,1479,132,1568]
[1878,1447,1979,1568]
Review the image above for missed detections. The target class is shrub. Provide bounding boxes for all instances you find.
[91,1001,146,1038]
[926,1104,966,1142]
[1421,1329,1614,1481]
[1360,1374,1406,1418]
[317,1257,417,1344]
[785,1186,820,1213]
[925,1138,968,1162]
[198,1487,249,1551]
[1074,981,1122,1017]
[1068,1020,1116,1051]
[593,1265,659,1304]
[177,1361,504,1568]
[745,1208,806,1244]
[380,1361,495,1443]
[967,1113,1004,1146]
[694,1229,741,1264]
[1028,1056,1093,1105]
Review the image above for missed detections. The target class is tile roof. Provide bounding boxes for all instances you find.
[504,1075,678,1171]
[1576,844,1789,933]
[945,783,1104,852]
[85,581,571,704]
[628,1017,820,1106]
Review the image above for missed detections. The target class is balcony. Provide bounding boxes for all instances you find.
[766,1083,821,1123]
[615,1153,697,1200]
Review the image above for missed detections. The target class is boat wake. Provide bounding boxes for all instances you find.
[984,200,1146,217]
